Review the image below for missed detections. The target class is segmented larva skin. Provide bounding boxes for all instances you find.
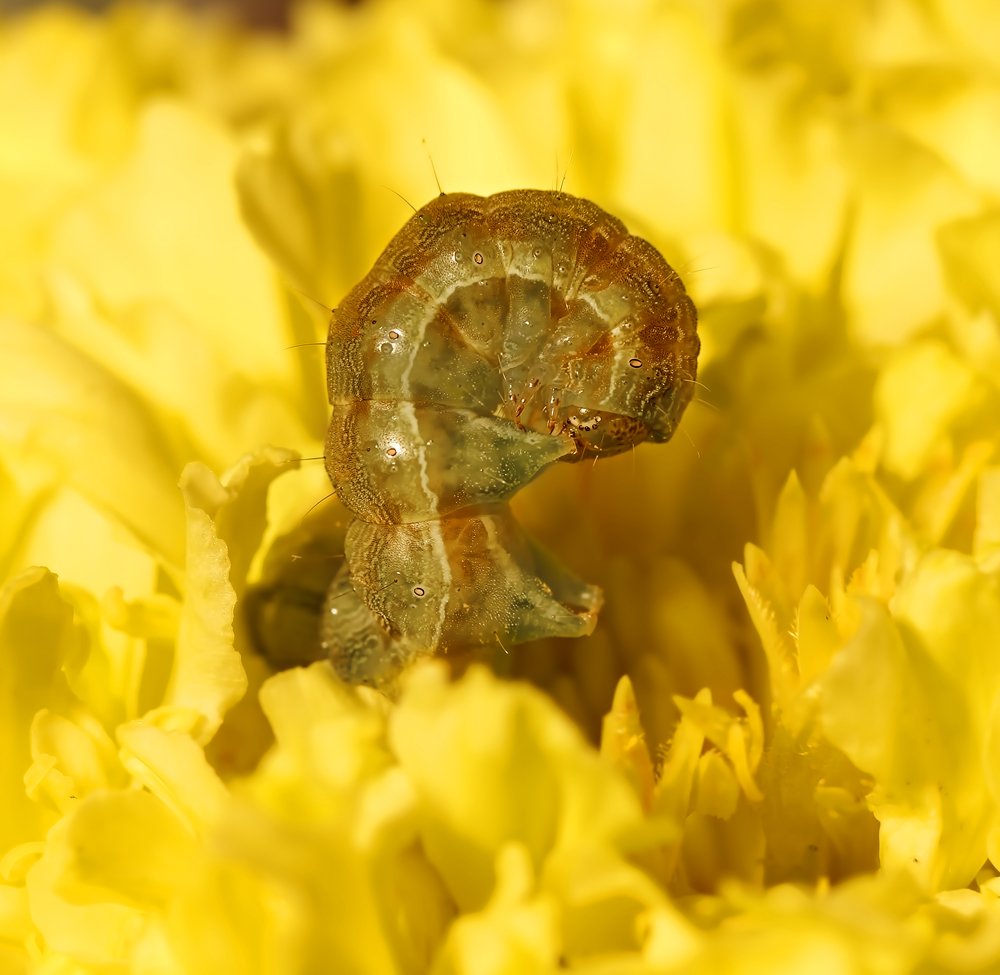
[323,189,699,686]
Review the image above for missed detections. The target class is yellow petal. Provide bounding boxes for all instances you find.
[171,664,448,975]
[796,585,841,687]
[976,466,1000,569]
[0,880,32,973]
[53,100,289,388]
[821,551,1000,890]
[599,676,656,811]
[733,549,799,705]
[735,80,849,287]
[0,568,81,850]
[431,843,559,975]
[10,480,160,606]
[674,692,764,803]
[843,125,979,346]
[150,461,247,743]
[0,317,187,567]
[36,790,195,910]
[0,6,114,319]
[879,68,1000,198]
[939,209,1000,329]
[257,662,389,787]
[390,665,647,911]
[26,791,192,966]
[117,722,229,831]
[587,3,733,237]
[659,873,929,974]
[875,339,987,480]
[544,842,668,957]
[27,707,123,815]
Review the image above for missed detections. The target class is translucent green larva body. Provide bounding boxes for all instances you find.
[322,190,699,686]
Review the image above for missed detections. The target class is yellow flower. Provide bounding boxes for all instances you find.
[3,0,1000,971]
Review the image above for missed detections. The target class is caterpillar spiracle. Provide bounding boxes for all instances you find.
[320,189,699,687]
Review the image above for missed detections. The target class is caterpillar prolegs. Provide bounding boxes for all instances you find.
[321,190,699,687]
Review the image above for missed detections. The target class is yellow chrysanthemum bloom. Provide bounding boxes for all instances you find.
[3,0,1000,971]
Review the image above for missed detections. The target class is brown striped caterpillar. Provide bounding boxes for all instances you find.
[321,189,699,687]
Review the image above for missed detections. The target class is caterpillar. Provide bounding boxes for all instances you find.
[320,189,699,687]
